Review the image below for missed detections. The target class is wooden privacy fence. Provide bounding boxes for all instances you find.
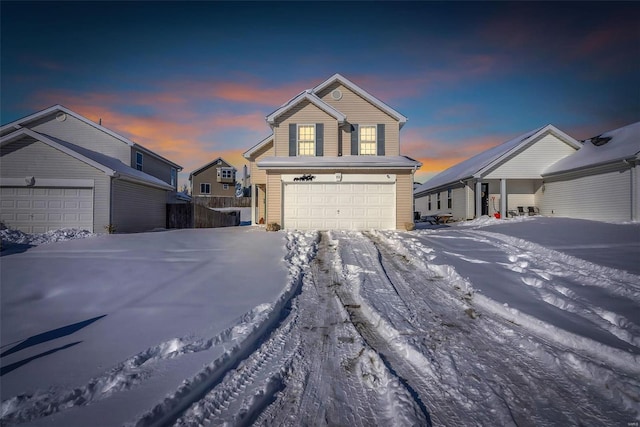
[194,204,240,228]
[167,204,193,229]
[193,196,251,208]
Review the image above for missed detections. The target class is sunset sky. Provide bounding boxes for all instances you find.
[2,1,638,186]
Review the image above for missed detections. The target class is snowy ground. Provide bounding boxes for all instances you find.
[1,217,639,426]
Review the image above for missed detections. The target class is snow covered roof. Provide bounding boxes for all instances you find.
[243,134,273,159]
[0,128,175,190]
[414,125,580,196]
[256,155,421,170]
[0,104,182,170]
[543,121,640,176]
[189,157,237,179]
[266,91,346,125]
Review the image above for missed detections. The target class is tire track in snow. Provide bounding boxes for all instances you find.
[372,229,640,424]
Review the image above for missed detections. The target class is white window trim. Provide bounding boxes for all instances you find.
[223,183,229,190]
[359,124,377,156]
[135,151,144,171]
[200,183,211,194]
[297,123,316,157]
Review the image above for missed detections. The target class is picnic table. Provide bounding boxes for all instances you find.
[421,214,453,225]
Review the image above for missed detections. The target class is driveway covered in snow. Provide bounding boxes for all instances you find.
[1,218,639,426]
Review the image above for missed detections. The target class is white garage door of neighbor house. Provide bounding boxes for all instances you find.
[283,182,395,230]
[0,187,94,234]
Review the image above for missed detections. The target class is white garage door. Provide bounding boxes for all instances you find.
[0,187,94,234]
[283,182,395,230]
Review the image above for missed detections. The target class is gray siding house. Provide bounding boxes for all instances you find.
[415,122,639,223]
[0,105,183,233]
[414,125,581,220]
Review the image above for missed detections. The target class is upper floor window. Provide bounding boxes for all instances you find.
[221,169,233,179]
[200,183,211,194]
[298,125,315,156]
[223,184,229,190]
[360,125,377,155]
[171,168,177,187]
[135,152,143,171]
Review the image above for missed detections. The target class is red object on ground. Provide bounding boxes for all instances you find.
[494,212,501,219]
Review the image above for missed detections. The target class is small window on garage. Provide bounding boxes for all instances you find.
[136,152,143,171]
[200,183,211,194]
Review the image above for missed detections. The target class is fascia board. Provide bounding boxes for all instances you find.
[313,73,408,125]
[243,135,274,159]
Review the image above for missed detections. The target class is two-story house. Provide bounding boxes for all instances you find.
[189,157,237,198]
[243,74,421,230]
[0,105,182,233]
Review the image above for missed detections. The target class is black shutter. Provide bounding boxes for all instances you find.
[289,123,297,156]
[351,124,359,155]
[377,124,385,156]
[315,123,324,156]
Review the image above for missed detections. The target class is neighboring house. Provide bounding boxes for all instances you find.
[0,105,183,233]
[541,121,639,222]
[189,157,237,198]
[243,73,421,230]
[414,125,581,220]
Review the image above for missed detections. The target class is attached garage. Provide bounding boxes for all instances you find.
[0,185,94,233]
[283,181,395,230]
[280,173,397,230]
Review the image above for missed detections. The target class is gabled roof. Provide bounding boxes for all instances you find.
[189,157,237,179]
[313,73,408,126]
[543,121,640,176]
[0,128,174,190]
[266,91,346,125]
[243,134,273,159]
[264,73,407,128]
[1,104,182,170]
[414,124,581,196]
[256,155,421,170]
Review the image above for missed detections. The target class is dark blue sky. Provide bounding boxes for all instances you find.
[2,1,638,183]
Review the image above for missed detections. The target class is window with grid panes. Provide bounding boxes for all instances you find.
[360,125,376,155]
[298,125,315,156]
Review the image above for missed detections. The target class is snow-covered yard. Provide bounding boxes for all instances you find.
[1,217,639,426]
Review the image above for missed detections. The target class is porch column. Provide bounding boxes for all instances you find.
[251,184,256,225]
[475,180,482,219]
[500,178,507,219]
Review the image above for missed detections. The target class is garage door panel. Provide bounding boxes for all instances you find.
[284,181,395,230]
[0,186,94,233]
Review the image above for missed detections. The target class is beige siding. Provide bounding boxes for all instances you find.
[249,142,274,185]
[395,172,413,229]
[273,101,339,157]
[485,134,577,179]
[0,137,110,232]
[266,172,282,225]
[29,113,131,163]
[133,148,175,187]
[191,160,236,197]
[542,165,633,222]
[317,82,401,156]
[111,179,167,232]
